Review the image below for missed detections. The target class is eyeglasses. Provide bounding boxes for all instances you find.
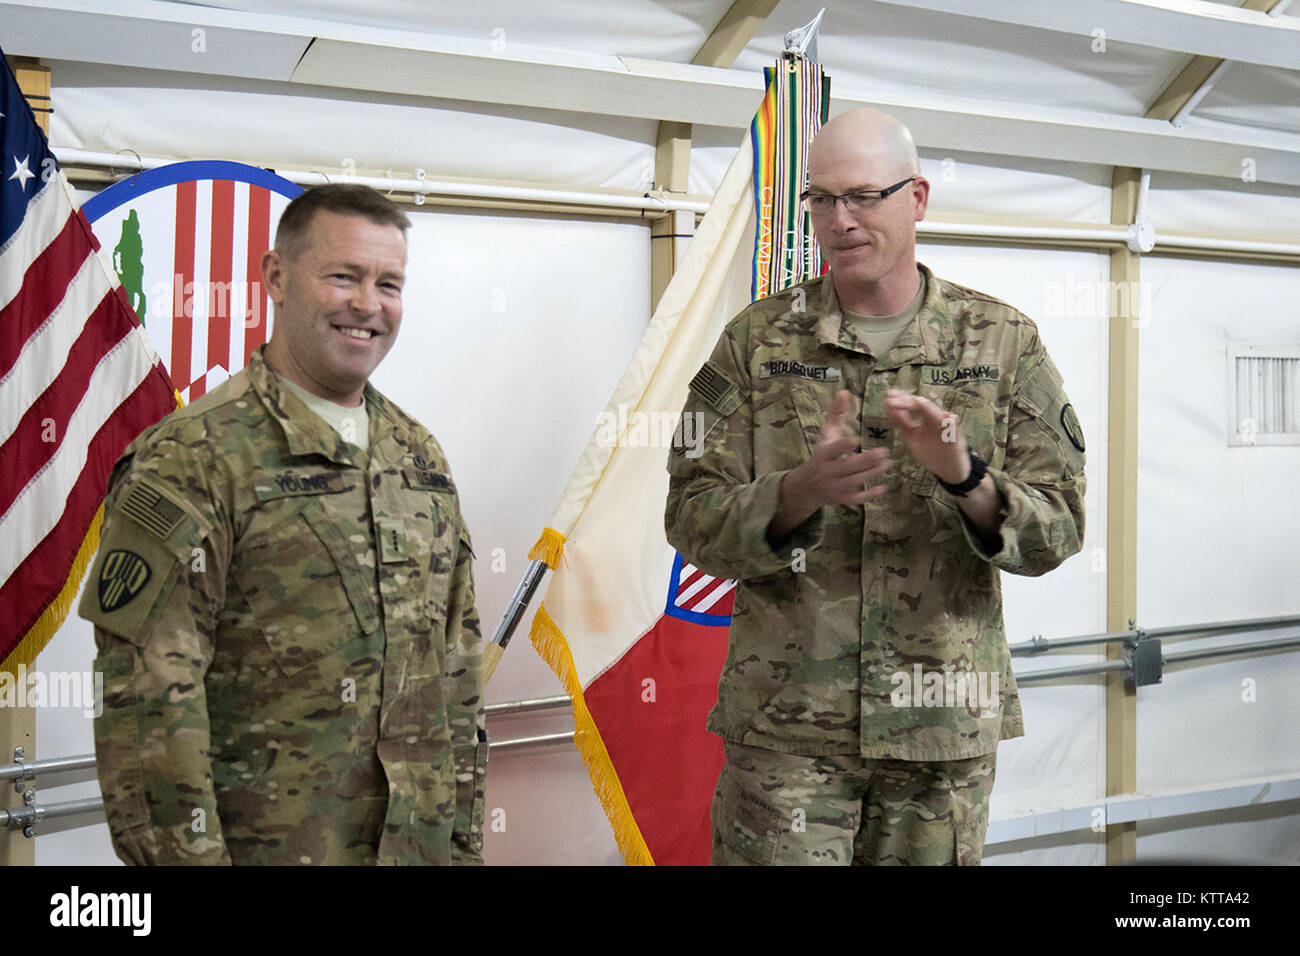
[800,177,917,216]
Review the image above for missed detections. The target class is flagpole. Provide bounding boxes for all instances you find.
[483,558,551,684]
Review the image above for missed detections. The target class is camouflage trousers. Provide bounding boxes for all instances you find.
[710,741,996,866]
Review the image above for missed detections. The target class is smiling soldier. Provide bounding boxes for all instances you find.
[80,184,486,865]
[666,108,1086,865]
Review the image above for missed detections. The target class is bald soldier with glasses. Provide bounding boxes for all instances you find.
[666,108,1086,865]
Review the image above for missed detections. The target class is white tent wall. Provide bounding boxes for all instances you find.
[913,243,1110,867]
[1134,256,1300,864]
[9,0,1299,866]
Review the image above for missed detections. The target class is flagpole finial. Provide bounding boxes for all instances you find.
[783,7,825,61]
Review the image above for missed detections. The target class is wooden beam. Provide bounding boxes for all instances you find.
[651,0,778,310]
[692,0,781,67]
[1146,0,1288,122]
[654,120,693,194]
[650,121,694,310]
[1146,56,1223,123]
[1105,166,1142,866]
[7,56,51,136]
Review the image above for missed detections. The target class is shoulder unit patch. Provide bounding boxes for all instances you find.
[1060,404,1086,452]
[98,549,152,613]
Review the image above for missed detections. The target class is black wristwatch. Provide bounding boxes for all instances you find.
[937,450,987,497]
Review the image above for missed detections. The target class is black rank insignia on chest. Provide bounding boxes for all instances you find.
[863,417,893,449]
[98,550,152,613]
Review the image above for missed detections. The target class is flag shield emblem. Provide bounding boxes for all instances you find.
[665,552,736,624]
[83,161,302,401]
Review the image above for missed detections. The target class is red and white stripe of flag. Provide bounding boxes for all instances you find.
[0,171,176,661]
[166,178,272,399]
[674,561,737,614]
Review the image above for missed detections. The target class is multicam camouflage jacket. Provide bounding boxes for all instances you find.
[80,348,486,864]
[666,264,1086,762]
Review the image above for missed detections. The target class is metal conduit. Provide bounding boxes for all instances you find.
[1007,613,1300,655]
[51,150,1300,261]
[1,797,104,834]
[1163,634,1300,665]
[489,732,576,753]
[6,615,1295,837]
[1143,615,1300,641]
[1014,631,1300,685]
[53,148,711,215]
[0,754,97,783]
[1015,659,1128,685]
[485,695,570,718]
[1009,630,1134,655]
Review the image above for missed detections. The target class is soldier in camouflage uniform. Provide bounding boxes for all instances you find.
[666,109,1085,865]
[79,185,486,865]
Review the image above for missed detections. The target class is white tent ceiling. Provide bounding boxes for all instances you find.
[5,0,1300,189]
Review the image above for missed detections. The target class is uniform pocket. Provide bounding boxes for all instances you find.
[420,490,463,627]
[712,764,784,865]
[953,798,990,866]
[752,389,813,476]
[945,388,1004,470]
[232,499,378,676]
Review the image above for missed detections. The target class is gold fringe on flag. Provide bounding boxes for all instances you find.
[0,387,184,674]
[0,505,104,673]
[526,526,567,569]
[528,602,655,866]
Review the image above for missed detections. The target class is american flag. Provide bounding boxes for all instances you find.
[0,50,177,667]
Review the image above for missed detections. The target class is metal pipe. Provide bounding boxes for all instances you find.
[1009,630,1134,655]
[1152,234,1300,257]
[918,221,1128,244]
[0,754,97,782]
[489,732,575,753]
[1,797,103,830]
[1008,614,1300,657]
[490,559,550,651]
[1144,614,1300,641]
[1163,635,1300,665]
[52,148,711,215]
[1014,659,1127,684]
[483,558,552,684]
[485,695,570,717]
[53,148,1300,260]
[924,222,1300,259]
